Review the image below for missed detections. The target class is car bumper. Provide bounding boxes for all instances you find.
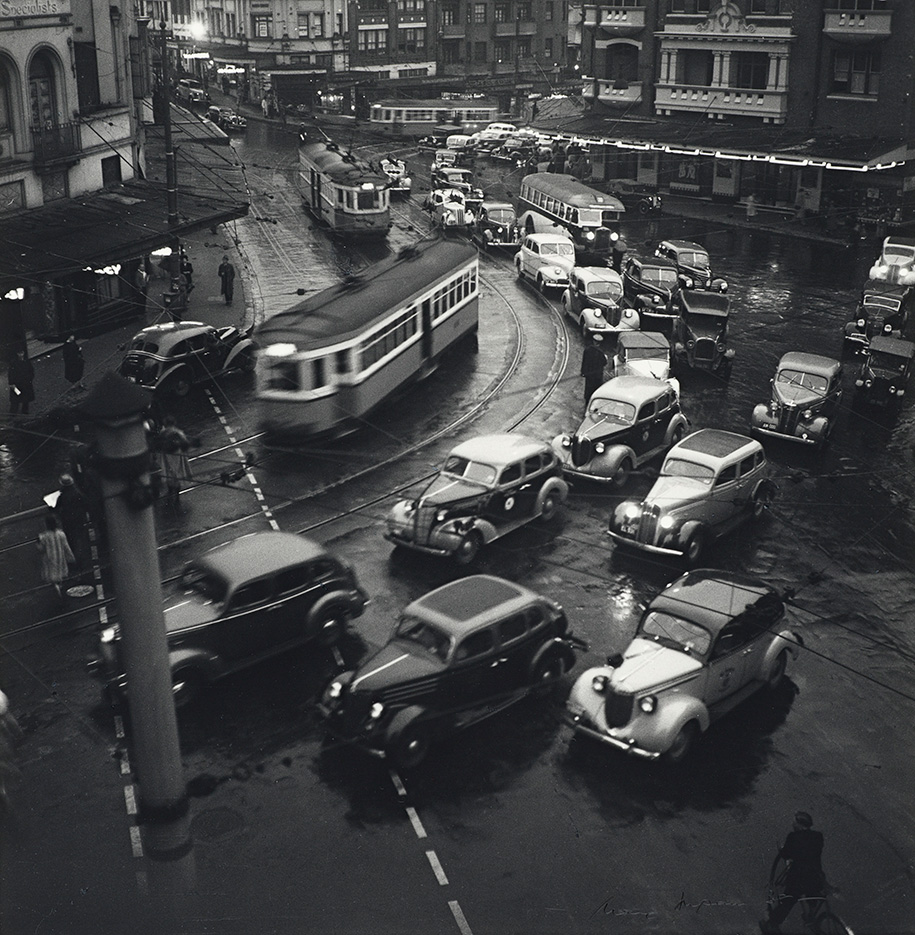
[607,529,683,557]
[563,709,660,760]
[751,424,822,445]
[384,528,461,557]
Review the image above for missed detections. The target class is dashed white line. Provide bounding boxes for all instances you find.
[388,769,408,797]
[114,715,125,740]
[124,785,138,815]
[449,900,474,935]
[129,825,144,858]
[426,850,449,886]
[405,806,427,839]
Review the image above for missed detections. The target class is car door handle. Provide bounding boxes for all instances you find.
[490,658,507,668]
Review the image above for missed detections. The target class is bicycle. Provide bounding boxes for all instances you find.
[766,859,853,935]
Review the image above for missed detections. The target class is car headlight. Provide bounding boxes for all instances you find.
[888,385,897,394]
[883,323,893,333]
[857,318,866,328]
[719,280,728,292]
[687,339,695,348]
[717,342,726,352]
[802,409,813,420]
[609,231,620,243]
[592,308,603,319]
[593,441,605,454]
[561,434,572,448]
[100,627,117,643]
[684,277,694,288]
[552,267,564,277]
[652,294,661,304]
[592,674,609,693]
[436,509,448,522]
[658,515,675,530]
[584,231,595,241]
[855,378,864,387]
[622,502,640,520]
[865,380,872,388]
[370,702,385,719]
[638,695,657,714]
[327,681,343,699]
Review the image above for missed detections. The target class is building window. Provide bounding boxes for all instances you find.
[494,3,510,23]
[41,170,68,202]
[441,5,458,24]
[101,154,122,187]
[495,39,511,61]
[357,28,388,53]
[517,36,531,57]
[312,13,324,37]
[0,66,12,131]
[517,1,532,20]
[669,0,711,12]
[297,12,309,37]
[678,48,713,86]
[252,14,271,38]
[442,39,461,62]
[733,51,769,90]
[473,3,487,23]
[28,54,57,128]
[605,43,638,82]
[833,0,887,8]
[832,49,880,95]
[397,28,425,53]
[545,1,554,20]
[397,0,425,10]
[474,41,488,61]
[749,0,782,12]
[544,36,553,59]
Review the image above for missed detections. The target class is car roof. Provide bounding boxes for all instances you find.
[448,433,549,465]
[481,201,514,211]
[661,239,707,252]
[862,279,910,298]
[671,429,760,464]
[868,335,915,358]
[630,255,678,270]
[525,232,573,244]
[593,374,673,403]
[130,321,212,346]
[193,532,328,584]
[649,569,782,636]
[575,266,623,284]
[883,236,915,249]
[679,292,730,316]
[618,331,670,350]
[407,575,537,638]
[777,351,841,375]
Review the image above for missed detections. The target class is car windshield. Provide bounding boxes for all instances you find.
[394,615,451,661]
[863,295,901,312]
[587,280,622,298]
[869,351,908,373]
[625,346,666,361]
[542,242,574,257]
[678,251,709,268]
[883,244,915,263]
[639,610,712,655]
[776,368,828,393]
[661,458,715,483]
[180,566,228,605]
[487,208,514,224]
[442,454,498,486]
[642,267,678,286]
[588,397,636,424]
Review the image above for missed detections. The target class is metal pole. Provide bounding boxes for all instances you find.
[160,9,179,226]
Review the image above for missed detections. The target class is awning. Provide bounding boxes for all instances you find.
[0,178,248,295]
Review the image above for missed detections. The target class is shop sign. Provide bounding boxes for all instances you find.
[3,287,25,300]
[0,0,67,17]
[84,263,122,276]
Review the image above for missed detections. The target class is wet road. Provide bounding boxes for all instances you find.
[1,120,914,935]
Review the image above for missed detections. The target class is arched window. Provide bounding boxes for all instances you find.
[0,64,11,132]
[29,53,57,129]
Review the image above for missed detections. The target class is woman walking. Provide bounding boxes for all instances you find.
[62,335,86,390]
[157,415,193,511]
[37,515,74,598]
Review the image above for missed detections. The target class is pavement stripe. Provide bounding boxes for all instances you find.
[129,825,144,858]
[405,806,427,839]
[426,850,449,886]
[388,769,407,797]
[449,900,474,935]
[124,785,138,815]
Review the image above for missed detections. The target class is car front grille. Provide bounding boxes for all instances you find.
[571,435,592,467]
[411,505,437,544]
[604,690,633,728]
[636,505,660,544]
[777,405,800,434]
[379,677,438,708]
[694,338,716,362]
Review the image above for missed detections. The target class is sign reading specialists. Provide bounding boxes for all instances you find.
[0,0,67,16]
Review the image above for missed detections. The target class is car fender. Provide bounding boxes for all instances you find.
[674,519,706,550]
[440,516,500,545]
[802,415,830,439]
[561,289,572,313]
[528,637,576,680]
[155,362,192,391]
[597,443,639,475]
[169,646,223,681]
[535,476,569,510]
[750,402,769,427]
[307,591,364,629]
[664,414,690,447]
[224,338,257,369]
[385,704,432,746]
[763,630,803,674]
[750,477,778,504]
[654,694,710,741]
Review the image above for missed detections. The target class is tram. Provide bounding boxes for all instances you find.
[298,127,392,239]
[256,238,480,437]
[369,99,499,138]
[517,173,625,260]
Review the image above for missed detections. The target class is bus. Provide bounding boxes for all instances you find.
[369,98,499,138]
[256,239,479,437]
[298,127,391,239]
[517,173,625,260]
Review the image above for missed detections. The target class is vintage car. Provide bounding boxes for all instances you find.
[751,352,844,447]
[611,331,674,384]
[489,138,539,167]
[473,122,517,142]
[604,179,662,215]
[380,157,412,196]
[561,267,637,342]
[319,575,584,768]
[654,240,727,293]
[853,335,914,407]
[868,235,915,286]
[471,201,522,252]
[551,376,690,486]
[176,77,207,106]
[117,321,257,397]
[424,188,476,232]
[564,569,801,763]
[843,279,913,353]
[206,105,246,131]
[621,256,681,328]
[92,532,368,707]
[673,291,735,375]
[430,166,483,209]
[385,434,568,564]
[432,148,459,169]
[608,430,775,565]
[515,232,576,293]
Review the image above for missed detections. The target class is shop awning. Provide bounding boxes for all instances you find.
[0,179,248,295]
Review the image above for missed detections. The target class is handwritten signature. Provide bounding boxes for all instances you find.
[674,892,746,913]
[591,892,745,919]
[590,898,655,919]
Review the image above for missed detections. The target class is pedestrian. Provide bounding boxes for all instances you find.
[54,473,92,569]
[611,235,627,273]
[261,96,269,118]
[180,250,195,294]
[746,192,758,221]
[8,349,35,416]
[0,689,23,811]
[759,811,826,934]
[37,514,74,599]
[156,415,193,511]
[581,340,608,407]
[218,255,236,306]
[61,334,86,390]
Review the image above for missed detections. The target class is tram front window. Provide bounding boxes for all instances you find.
[268,361,300,391]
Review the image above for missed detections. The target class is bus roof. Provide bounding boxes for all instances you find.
[256,239,477,351]
[520,173,624,212]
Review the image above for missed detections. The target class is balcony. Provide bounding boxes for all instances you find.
[441,23,465,38]
[31,122,80,168]
[655,84,787,124]
[582,76,643,106]
[582,4,645,35]
[823,8,892,43]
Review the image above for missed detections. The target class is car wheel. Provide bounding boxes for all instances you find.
[516,262,523,281]
[171,668,206,708]
[663,721,698,765]
[751,485,774,520]
[170,374,192,398]
[610,458,633,489]
[531,652,565,698]
[537,276,548,295]
[638,201,651,215]
[239,349,256,374]
[684,528,706,567]
[767,650,788,690]
[389,719,432,769]
[454,530,482,565]
[538,489,559,522]
[315,607,350,648]
[670,423,686,446]
[581,322,590,340]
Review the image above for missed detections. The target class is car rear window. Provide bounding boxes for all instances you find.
[454,629,494,662]
[181,567,228,604]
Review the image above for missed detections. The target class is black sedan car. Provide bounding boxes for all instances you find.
[621,256,681,329]
[655,240,728,293]
[118,321,257,397]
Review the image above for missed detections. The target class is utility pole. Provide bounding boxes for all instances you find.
[159,6,179,227]
[80,373,194,894]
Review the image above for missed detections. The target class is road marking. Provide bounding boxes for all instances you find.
[449,900,474,935]
[124,785,138,815]
[388,769,407,797]
[114,715,125,740]
[120,752,131,775]
[426,850,449,885]
[405,806,427,839]
[129,825,144,857]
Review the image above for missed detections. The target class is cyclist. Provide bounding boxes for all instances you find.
[760,811,825,934]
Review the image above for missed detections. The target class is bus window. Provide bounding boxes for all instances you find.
[335,349,350,375]
[312,357,327,388]
[268,360,299,391]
